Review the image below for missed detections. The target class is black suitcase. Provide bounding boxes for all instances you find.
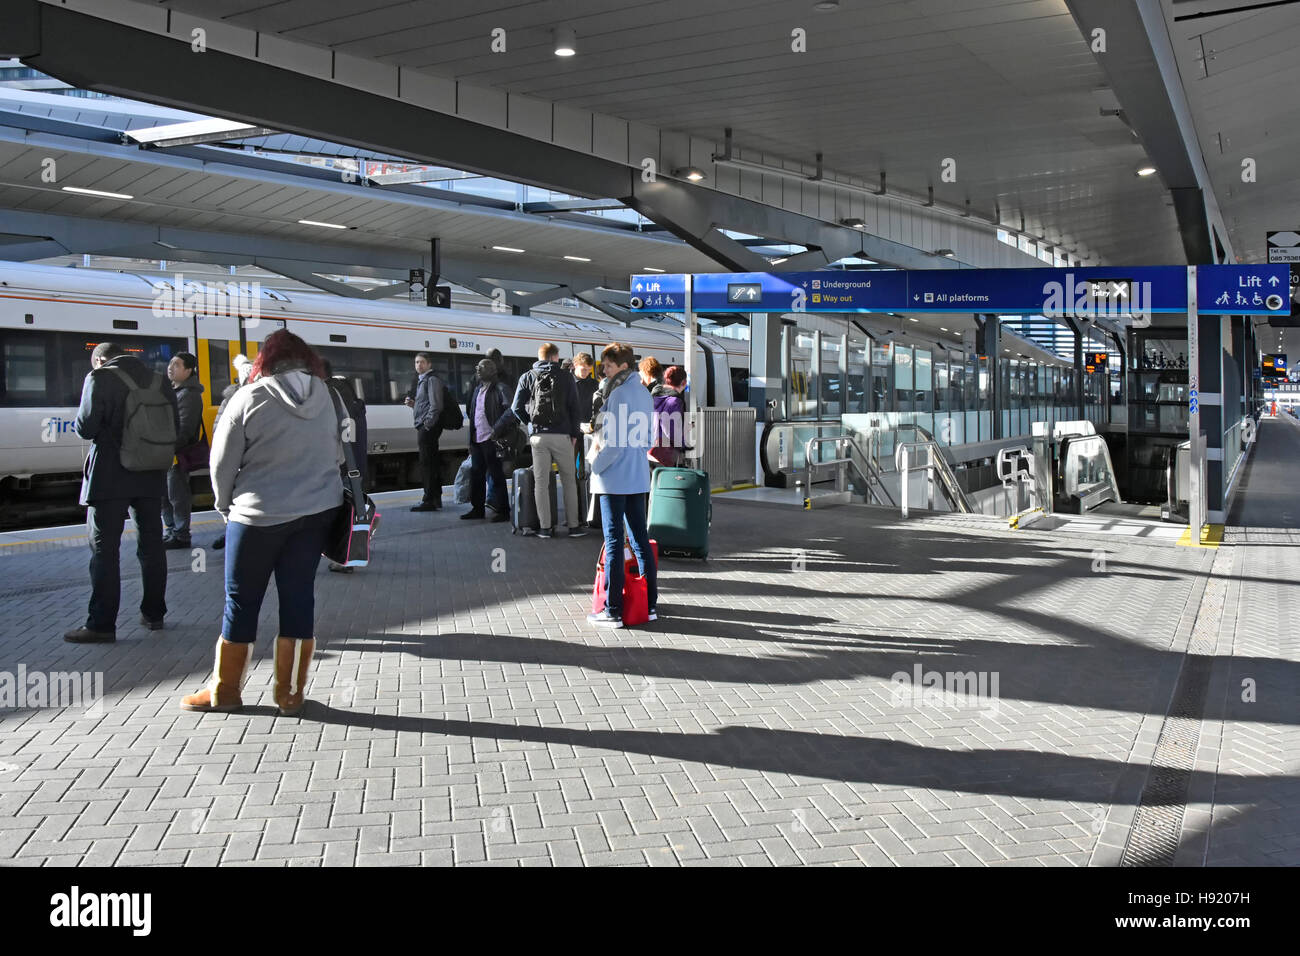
[512,467,557,534]
[560,468,590,528]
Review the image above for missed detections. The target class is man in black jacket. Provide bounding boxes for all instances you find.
[463,357,511,521]
[161,351,205,549]
[65,342,179,643]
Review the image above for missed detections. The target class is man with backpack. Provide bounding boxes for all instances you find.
[64,342,179,643]
[509,343,585,539]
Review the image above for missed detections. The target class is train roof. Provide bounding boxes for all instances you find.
[0,261,746,355]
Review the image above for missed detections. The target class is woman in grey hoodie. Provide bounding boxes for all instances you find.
[181,331,343,717]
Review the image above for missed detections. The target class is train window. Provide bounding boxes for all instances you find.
[316,346,386,405]
[730,367,749,404]
[0,329,185,408]
[207,339,233,401]
[382,351,419,404]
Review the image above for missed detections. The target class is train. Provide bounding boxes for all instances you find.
[0,261,750,521]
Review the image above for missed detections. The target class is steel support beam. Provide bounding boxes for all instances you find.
[1064,0,1231,264]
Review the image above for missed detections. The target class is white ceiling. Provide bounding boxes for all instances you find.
[155,0,1186,265]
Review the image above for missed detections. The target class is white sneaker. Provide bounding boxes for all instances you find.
[647,608,658,622]
[586,608,624,628]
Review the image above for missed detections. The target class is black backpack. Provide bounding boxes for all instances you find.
[438,383,464,430]
[108,368,177,472]
[525,366,565,428]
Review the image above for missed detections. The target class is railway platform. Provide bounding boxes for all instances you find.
[0,421,1297,867]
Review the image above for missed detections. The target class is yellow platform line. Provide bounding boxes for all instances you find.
[1176,523,1223,549]
[711,483,758,495]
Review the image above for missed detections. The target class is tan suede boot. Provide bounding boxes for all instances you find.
[273,637,315,716]
[180,639,251,712]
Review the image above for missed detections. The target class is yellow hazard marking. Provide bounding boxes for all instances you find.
[1176,523,1223,548]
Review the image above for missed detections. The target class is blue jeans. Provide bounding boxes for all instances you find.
[222,509,333,643]
[161,463,192,538]
[599,493,656,616]
[86,497,167,631]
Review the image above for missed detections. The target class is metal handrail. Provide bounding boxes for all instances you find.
[894,438,972,514]
[803,434,895,507]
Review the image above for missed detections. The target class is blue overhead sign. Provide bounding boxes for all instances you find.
[630,264,1291,317]
[628,273,688,312]
[689,270,910,313]
[904,266,1188,315]
[1196,264,1290,315]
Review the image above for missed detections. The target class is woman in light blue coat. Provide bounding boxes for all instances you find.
[587,343,657,627]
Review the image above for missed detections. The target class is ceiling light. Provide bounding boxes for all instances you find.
[814,1,841,10]
[932,248,956,258]
[1136,165,1157,177]
[771,257,789,265]
[908,317,919,322]
[554,26,577,57]
[62,186,133,200]
[563,255,591,262]
[643,267,665,272]
[492,245,525,253]
[839,217,867,230]
[298,219,346,229]
[672,166,706,182]
[939,327,948,332]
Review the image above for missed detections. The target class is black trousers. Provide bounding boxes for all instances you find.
[86,496,168,631]
[416,426,442,506]
[470,440,508,513]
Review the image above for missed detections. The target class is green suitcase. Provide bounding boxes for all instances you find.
[647,467,711,559]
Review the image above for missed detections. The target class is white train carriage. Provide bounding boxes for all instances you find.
[0,262,748,514]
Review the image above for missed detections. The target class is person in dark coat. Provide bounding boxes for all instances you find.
[323,360,369,574]
[64,342,179,643]
[161,351,205,549]
[208,354,253,552]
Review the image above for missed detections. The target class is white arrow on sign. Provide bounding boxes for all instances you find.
[1270,275,1281,286]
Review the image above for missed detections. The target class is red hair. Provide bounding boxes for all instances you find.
[251,330,325,381]
[664,365,687,388]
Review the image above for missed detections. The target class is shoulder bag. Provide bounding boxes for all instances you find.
[324,387,380,568]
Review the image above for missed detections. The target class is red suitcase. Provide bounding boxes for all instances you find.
[591,539,657,625]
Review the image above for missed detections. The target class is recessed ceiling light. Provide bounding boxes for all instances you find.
[298,218,346,229]
[643,267,665,272]
[814,0,841,10]
[908,317,919,322]
[563,255,591,262]
[1136,165,1157,177]
[932,248,956,257]
[839,217,867,230]
[939,327,948,332]
[492,245,525,253]
[672,166,706,182]
[771,257,789,265]
[554,26,577,57]
[62,186,133,200]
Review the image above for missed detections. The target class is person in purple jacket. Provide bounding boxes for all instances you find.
[649,365,687,469]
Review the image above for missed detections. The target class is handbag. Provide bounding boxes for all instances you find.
[175,421,210,472]
[323,388,380,568]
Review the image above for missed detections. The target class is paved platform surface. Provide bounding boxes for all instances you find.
[0,426,1295,867]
